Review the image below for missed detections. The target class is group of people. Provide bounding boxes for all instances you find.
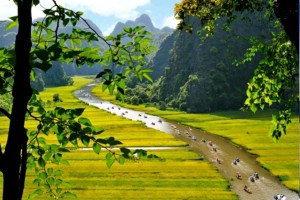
[232,158,240,165]
[274,194,286,200]
[172,125,195,140]
[244,184,252,193]
[249,172,259,182]
[236,172,242,180]
[240,172,260,193]
[171,124,288,199]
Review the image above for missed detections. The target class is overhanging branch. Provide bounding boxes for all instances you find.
[0,108,11,119]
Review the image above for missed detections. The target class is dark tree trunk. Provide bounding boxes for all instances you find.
[1,0,33,199]
[273,0,299,54]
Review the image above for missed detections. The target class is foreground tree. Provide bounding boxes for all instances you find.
[0,0,155,199]
[174,0,299,140]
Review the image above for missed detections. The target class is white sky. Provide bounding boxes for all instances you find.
[0,0,180,35]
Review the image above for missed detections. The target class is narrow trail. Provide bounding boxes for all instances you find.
[74,83,299,200]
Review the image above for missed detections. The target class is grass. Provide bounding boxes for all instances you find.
[92,83,299,192]
[0,76,236,199]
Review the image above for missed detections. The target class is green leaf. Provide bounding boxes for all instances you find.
[95,138,107,145]
[96,71,106,78]
[76,11,84,16]
[105,35,115,41]
[93,143,101,154]
[35,49,49,61]
[56,188,62,194]
[63,18,70,26]
[28,189,43,200]
[107,83,115,95]
[78,117,92,126]
[62,191,77,198]
[106,157,115,169]
[81,126,93,134]
[106,152,113,160]
[44,152,52,161]
[142,73,153,82]
[5,19,18,31]
[123,27,132,33]
[250,104,257,113]
[45,17,52,27]
[32,0,40,6]
[38,157,46,168]
[47,177,55,185]
[47,168,54,175]
[33,178,41,185]
[133,26,144,33]
[134,35,144,43]
[39,172,47,179]
[92,127,104,135]
[71,18,77,26]
[117,87,125,95]
[70,108,85,118]
[81,135,90,146]
[70,122,81,132]
[54,170,64,176]
[135,65,142,72]
[120,147,131,154]
[60,160,70,166]
[119,155,125,165]
[133,149,147,157]
[106,137,123,146]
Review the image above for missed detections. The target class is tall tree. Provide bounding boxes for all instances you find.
[174,0,299,140]
[1,0,32,199]
[0,0,155,199]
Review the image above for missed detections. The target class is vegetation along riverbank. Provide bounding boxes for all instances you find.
[92,78,299,193]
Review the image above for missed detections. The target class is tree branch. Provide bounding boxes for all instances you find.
[0,108,11,119]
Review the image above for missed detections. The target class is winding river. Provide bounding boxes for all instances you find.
[74,83,299,200]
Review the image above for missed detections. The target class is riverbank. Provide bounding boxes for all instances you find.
[91,80,299,194]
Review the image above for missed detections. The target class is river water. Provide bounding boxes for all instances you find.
[74,83,299,200]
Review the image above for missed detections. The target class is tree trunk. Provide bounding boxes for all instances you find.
[2,0,32,199]
[273,0,299,54]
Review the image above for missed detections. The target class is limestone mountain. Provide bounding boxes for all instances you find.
[147,13,273,112]
[111,14,160,35]
[110,14,174,53]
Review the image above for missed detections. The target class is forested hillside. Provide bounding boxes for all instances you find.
[145,14,273,113]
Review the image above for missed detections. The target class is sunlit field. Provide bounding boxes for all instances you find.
[0,77,236,199]
[93,81,299,192]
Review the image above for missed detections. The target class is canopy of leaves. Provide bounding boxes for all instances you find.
[0,1,158,198]
[173,0,299,140]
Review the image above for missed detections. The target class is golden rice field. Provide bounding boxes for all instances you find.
[93,80,299,192]
[0,77,237,199]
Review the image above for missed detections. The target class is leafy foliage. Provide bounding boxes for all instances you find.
[0,1,157,199]
[241,26,298,139]
[96,25,154,101]
[173,0,298,140]
[175,0,267,36]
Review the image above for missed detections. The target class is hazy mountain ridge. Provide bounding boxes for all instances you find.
[111,14,172,35]
[0,14,174,91]
[0,21,18,47]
